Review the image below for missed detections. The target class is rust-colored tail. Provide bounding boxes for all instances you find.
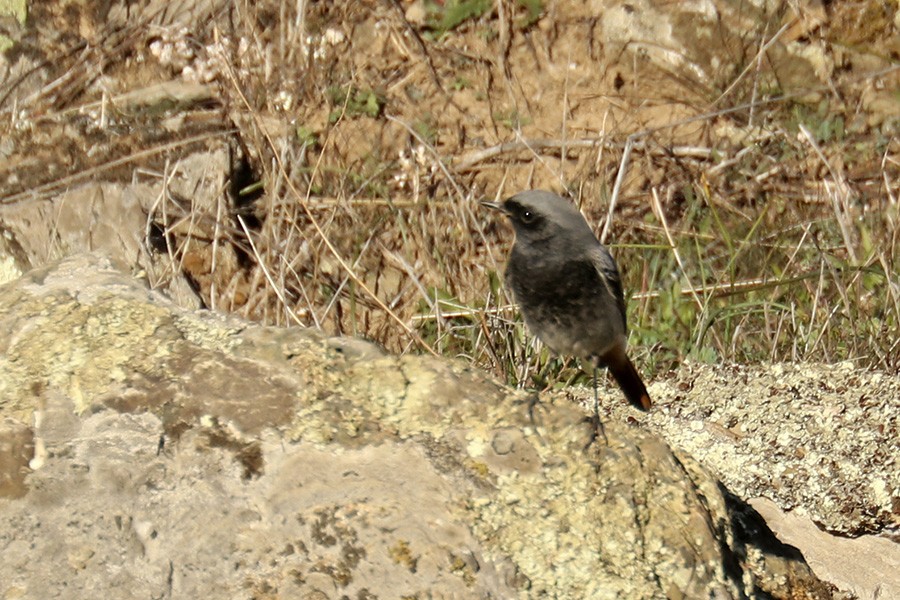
[606,350,652,411]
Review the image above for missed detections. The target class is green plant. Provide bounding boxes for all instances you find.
[327,85,385,122]
[427,0,492,35]
[492,108,530,130]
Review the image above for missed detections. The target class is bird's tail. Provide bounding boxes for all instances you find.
[606,350,652,411]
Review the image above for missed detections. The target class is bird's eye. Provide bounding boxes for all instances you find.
[520,210,536,224]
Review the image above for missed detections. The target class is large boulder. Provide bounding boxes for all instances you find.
[0,253,838,599]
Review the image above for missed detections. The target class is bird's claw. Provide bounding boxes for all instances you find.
[513,391,544,429]
[582,412,608,449]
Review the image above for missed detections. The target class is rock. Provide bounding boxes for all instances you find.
[0,417,32,498]
[0,161,228,311]
[0,253,835,599]
[582,360,900,599]
[631,362,900,537]
[751,497,900,600]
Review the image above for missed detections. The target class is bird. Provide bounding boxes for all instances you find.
[484,190,652,425]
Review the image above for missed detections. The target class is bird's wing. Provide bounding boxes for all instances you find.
[590,246,628,332]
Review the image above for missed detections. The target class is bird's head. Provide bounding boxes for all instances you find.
[483,190,597,249]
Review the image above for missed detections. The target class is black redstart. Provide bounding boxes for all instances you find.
[484,190,652,416]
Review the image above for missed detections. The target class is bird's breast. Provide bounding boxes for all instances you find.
[505,250,625,359]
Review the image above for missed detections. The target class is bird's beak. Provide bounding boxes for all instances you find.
[480,200,507,214]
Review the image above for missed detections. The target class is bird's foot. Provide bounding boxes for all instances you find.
[582,411,608,449]
[514,391,544,430]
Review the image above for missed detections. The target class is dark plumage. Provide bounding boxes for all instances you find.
[485,190,651,412]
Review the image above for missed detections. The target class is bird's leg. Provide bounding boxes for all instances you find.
[516,340,545,428]
[584,363,607,448]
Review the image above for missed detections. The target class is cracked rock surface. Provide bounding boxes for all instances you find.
[0,253,842,599]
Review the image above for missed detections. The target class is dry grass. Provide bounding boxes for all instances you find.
[137,1,900,386]
[242,4,892,384]
[2,0,898,390]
